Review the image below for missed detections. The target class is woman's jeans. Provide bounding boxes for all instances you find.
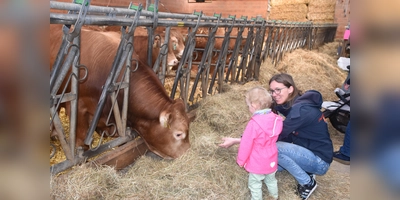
[339,121,351,157]
[277,141,330,185]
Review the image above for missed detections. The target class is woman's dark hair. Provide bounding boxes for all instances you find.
[269,73,302,109]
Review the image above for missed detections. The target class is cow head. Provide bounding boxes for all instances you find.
[163,37,179,67]
[151,35,162,63]
[170,30,185,59]
[143,99,190,159]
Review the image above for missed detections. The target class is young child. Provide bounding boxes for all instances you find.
[237,86,283,200]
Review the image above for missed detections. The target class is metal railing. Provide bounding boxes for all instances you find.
[49,0,337,174]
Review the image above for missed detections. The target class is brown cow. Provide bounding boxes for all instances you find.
[154,27,186,72]
[104,26,183,67]
[50,24,190,158]
[167,27,186,59]
[189,27,248,74]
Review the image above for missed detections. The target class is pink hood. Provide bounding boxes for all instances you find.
[237,111,283,174]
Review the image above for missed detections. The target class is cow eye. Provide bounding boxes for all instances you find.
[173,43,177,50]
[175,132,185,139]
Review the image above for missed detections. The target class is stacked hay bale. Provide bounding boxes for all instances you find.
[307,0,336,23]
[269,0,310,21]
[268,0,336,23]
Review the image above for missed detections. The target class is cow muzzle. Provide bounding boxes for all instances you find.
[168,58,179,66]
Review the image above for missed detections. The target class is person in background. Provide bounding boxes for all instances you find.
[333,76,351,165]
[333,121,351,165]
[237,86,283,200]
[219,73,333,200]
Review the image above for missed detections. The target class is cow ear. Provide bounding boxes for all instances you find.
[159,111,170,128]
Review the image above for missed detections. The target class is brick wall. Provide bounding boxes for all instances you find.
[54,0,267,18]
[334,0,350,40]
[159,0,268,19]
[52,0,348,39]
[187,0,268,19]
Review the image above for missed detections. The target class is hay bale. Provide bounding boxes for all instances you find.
[309,0,336,6]
[270,0,310,6]
[308,3,336,11]
[307,12,335,22]
[270,4,308,21]
[307,0,336,22]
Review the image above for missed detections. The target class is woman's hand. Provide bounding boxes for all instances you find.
[218,137,241,148]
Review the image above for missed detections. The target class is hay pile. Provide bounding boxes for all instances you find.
[260,42,346,101]
[50,108,117,165]
[50,42,349,199]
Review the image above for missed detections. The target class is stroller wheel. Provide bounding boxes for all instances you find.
[329,112,350,133]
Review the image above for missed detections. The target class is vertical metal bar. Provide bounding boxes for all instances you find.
[270,20,281,64]
[160,26,171,85]
[69,33,80,159]
[209,22,232,94]
[110,91,124,137]
[120,57,132,137]
[287,22,296,52]
[225,25,244,83]
[153,26,170,85]
[50,46,79,100]
[236,22,254,82]
[146,28,154,67]
[246,24,260,80]
[189,17,219,102]
[170,12,202,100]
[50,30,69,89]
[50,109,74,160]
[262,21,275,61]
[254,20,267,80]
[276,21,288,64]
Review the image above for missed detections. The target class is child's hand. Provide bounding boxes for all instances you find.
[217,137,240,148]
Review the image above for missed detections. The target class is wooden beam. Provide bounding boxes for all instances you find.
[92,138,148,170]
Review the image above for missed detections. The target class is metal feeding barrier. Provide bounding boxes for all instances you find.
[49,0,337,174]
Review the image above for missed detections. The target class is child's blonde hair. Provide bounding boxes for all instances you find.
[245,86,273,110]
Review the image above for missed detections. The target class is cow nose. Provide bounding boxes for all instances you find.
[173,59,178,66]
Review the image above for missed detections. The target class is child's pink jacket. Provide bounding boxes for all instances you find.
[237,110,283,174]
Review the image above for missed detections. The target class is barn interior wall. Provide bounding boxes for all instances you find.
[334,0,350,40]
[52,0,348,40]
[160,0,268,19]
[53,0,267,19]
